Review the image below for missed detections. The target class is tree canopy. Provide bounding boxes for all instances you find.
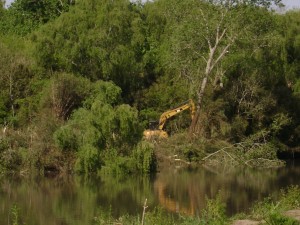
[0,0,299,174]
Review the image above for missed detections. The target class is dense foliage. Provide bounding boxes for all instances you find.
[0,0,299,174]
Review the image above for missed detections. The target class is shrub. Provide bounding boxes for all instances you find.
[251,186,300,222]
[54,81,143,174]
[75,144,101,173]
[133,141,157,174]
[200,193,228,225]
[267,212,299,225]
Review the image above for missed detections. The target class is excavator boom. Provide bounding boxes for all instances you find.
[158,99,195,130]
[143,99,195,139]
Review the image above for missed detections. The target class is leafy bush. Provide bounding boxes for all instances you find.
[75,144,101,173]
[230,116,248,142]
[279,186,300,210]
[54,81,143,173]
[0,0,72,36]
[0,130,29,172]
[53,125,78,151]
[40,73,91,120]
[99,148,133,175]
[133,141,157,173]
[200,193,228,225]
[267,212,299,225]
[183,144,202,162]
[245,142,277,160]
[251,186,300,222]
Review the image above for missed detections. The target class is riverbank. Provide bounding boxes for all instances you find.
[152,133,290,173]
[91,185,300,225]
[233,209,300,225]
[92,198,300,225]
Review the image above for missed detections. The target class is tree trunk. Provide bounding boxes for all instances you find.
[189,76,208,135]
[188,18,232,137]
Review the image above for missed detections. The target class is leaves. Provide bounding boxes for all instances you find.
[53,81,142,173]
[0,0,299,174]
[0,0,73,35]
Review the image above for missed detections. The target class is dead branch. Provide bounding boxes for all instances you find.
[245,158,285,168]
[202,146,237,163]
[141,198,148,225]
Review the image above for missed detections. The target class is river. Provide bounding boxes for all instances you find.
[1,160,300,225]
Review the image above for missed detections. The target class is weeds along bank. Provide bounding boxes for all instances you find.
[0,78,295,175]
[0,107,295,176]
[0,129,289,176]
[93,186,300,225]
[0,80,157,175]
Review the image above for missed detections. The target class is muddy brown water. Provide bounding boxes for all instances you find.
[1,160,300,225]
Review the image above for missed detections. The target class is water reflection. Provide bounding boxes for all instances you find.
[0,175,154,225]
[154,160,300,216]
[0,160,300,225]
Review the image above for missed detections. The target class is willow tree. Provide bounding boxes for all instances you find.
[157,0,282,135]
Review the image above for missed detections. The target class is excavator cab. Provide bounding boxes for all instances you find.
[148,121,159,130]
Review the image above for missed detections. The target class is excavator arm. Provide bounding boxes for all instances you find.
[143,99,195,139]
[158,99,195,130]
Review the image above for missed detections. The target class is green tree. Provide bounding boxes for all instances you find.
[34,0,147,101]
[0,0,73,35]
[53,81,142,173]
[276,10,300,147]
[0,0,4,11]
[282,11,300,94]
[40,73,91,120]
[148,0,282,136]
[0,40,34,126]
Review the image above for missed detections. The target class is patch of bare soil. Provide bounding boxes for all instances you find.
[232,219,261,225]
[284,209,300,221]
[232,210,300,225]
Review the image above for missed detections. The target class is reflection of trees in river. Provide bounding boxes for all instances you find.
[0,176,81,225]
[153,162,300,216]
[0,176,101,225]
[92,175,155,215]
[0,175,155,225]
[0,161,299,224]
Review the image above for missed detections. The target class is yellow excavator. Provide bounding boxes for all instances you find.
[143,99,195,139]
